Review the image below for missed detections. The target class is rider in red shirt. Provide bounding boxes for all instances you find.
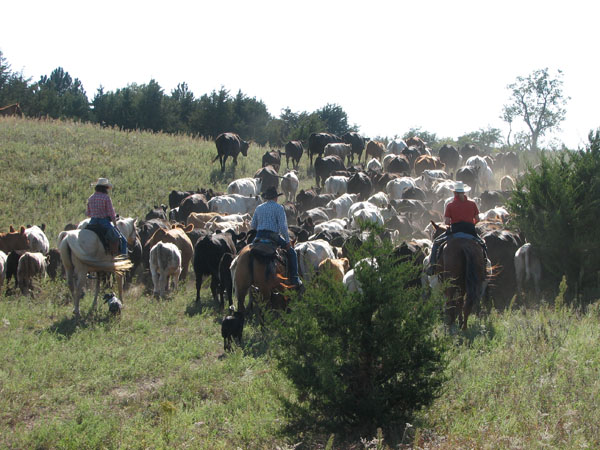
[426,181,486,275]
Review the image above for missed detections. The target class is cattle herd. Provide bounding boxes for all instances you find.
[0,131,542,337]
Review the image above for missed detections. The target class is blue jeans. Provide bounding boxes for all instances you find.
[89,217,128,255]
[254,230,300,282]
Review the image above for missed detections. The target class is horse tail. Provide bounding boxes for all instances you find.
[212,153,220,164]
[463,245,480,312]
[58,233,74,273]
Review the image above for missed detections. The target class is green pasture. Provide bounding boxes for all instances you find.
[1,117,600,448]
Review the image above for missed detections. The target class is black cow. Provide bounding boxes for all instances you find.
[145,205,168,221]
[438,144,460,175]
[169,190,195,209]
[137,218,169,249]
[456,166,479,193]
[308,132,341,166]
[480,190,508,212]
[402,186,427,202]
[262,150,283,172]
[296,189,318,212]
[342,132,366,164]
[347,172,372,200]
[460,144,479,160]
[254,165,280,191]
[370,172,398,192]
[213,132,250,172]
[386,155,411,175]
[178,194,209,222]
[194,232,237,306]
[401,147,421,171]
[314,155,345,188]
[284,141,303,169]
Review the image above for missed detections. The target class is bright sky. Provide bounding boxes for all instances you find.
[2,0,599,149]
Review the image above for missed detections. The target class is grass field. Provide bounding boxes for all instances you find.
[2,116,600,449]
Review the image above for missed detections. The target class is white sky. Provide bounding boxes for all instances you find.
[2,0,599,148]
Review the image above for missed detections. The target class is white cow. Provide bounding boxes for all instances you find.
[386,139,407,155]
[515,243,542,297]
[386,177,417,200]
[227,178,261,196]
[313,218,348,235]
[208,194,262,215]
[324,143,352,160]
[324,176,349,196]
[366,158,382,172]
[466,155,489,172]
[25,225,50,255]
[149,242,182,298]
[295,239,336,282]
[351,208,384,229]
[480,207,510,223]
[500,175,516,191]
[281,170,299,203]
[327,193,358,219]
[367,192,390,208]
[208,213,251,223]
[347,201,378,219]
[343,258,379,293]
[17,252,47,296]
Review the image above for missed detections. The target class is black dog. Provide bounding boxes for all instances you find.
[103,292,122,315]
[221,306,244,352]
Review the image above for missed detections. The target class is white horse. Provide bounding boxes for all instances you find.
[78,217,138,249]
[58,229,133,317]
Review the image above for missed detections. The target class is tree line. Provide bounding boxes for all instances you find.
[1,50,571,152]
[0,51,356,146]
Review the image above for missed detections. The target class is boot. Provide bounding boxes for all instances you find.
[286,246,303,288]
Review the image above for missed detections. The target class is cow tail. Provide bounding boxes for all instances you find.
[212,154,220,164]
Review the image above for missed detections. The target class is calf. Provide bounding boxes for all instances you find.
[221,305,245,352]
[281,170,299,203]
[193,232,236,307]
[145,205,168,221]
[17,252,47,296]
[318,257,350,282]
[149,242,182,298]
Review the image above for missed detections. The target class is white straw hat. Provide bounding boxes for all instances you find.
[453,181,471,193]
[91,177,113,188]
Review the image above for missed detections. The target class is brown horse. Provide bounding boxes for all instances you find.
[0,103,23,117]
[232,245,291,316]
[438,237,487,330]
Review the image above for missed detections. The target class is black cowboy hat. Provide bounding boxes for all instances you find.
[261,186,283,200]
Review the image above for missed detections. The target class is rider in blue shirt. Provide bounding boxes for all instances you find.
[251,186,302,288]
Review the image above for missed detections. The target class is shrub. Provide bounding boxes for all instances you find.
[509,129,600,303]
[270,230,448,429]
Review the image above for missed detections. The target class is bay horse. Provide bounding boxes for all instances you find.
[58,229,133,318]
[0,103,23,117]
[430,222,487,330]
[232,244,292,317]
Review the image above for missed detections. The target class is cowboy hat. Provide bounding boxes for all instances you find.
[453,181,471,193]
[261,186,283,200]
[91,177,113,188]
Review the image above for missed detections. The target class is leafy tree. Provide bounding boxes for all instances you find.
[190,87,233,139]
[31,67,90,120]
[509,129,600,302]
[316,103,356,136]
[271,228,448,428]
[0,51,33,111]
[457,127,503,153]
[135,79,164,132]
[502,68,569,151]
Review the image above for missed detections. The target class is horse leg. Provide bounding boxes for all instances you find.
[445,286,458,328]
[116,273,124,305]
[91,275,100,311]
[73,270,86,318]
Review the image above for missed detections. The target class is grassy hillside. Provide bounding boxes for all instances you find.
[1,117,600,448]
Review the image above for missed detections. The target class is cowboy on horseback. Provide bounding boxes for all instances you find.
[86,177,128,256]
[426,181,487,275]
[251,186,302,288]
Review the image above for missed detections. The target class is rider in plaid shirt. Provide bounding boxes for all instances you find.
[86,178,127,255]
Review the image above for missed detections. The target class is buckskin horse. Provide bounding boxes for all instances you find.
[431,222,487,330]
[231,242,292,319]
[0,103,23,117]
[58,229,133,318]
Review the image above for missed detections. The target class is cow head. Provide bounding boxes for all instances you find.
[241,140,250,157]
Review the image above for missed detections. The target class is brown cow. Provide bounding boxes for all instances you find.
[17,252,47,296]
[404,136,426,152]
[318,257,350,281]
[0,227,29,253]
[365,140,385,161]
[414,155,445,176]
[144,225,194,280]
[0,103,23,117]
